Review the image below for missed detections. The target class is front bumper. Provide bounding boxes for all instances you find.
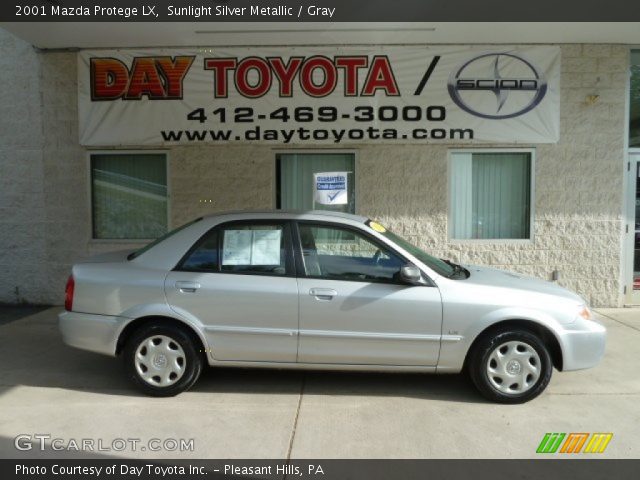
[559,318,607,371]
[58,310,125,356]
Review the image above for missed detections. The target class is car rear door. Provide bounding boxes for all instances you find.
[294,221,443,366]
[165,220,299,363]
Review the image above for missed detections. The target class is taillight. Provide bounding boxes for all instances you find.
[65,275,75,311]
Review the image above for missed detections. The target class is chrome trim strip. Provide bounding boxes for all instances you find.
[441,335,463,342]
[203,327,462,342]
[299,330,441,341]
[203,326,296,336]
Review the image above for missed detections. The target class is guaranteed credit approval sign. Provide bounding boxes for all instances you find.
[314,172,349,206]
[78,45,560,146]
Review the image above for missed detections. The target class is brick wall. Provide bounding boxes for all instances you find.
[0,30,629,306]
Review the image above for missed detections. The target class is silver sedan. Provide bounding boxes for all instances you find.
[59,210,606,403]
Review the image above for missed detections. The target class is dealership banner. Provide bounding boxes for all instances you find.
[78,46,560,146]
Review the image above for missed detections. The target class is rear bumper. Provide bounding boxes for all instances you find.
[58,310,125,356]
[560,319,607,371]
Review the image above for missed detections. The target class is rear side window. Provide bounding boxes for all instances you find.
[177,222,292,276]
[221,224,288,275]
[180,230,219,272]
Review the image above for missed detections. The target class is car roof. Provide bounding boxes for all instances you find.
[203,209,370,223]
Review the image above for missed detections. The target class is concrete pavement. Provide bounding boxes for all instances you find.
[0,307,638,459]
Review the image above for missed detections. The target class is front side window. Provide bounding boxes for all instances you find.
[450,151,532,240]
[277,153,355,213]
[298,223,404,283]
[631,50,640,148]
[91,153,168,239]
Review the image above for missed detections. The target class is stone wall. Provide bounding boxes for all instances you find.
[353,44,629,307]
[0,30,629,306]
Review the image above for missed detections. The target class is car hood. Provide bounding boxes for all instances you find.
[461,264,584,303]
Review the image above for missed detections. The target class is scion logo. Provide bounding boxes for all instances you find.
[447,52,547,120]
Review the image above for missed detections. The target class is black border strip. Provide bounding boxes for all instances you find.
[3,1,640,22]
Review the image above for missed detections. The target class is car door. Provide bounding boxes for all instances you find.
[165,220,299,363]
[295,222,443,366]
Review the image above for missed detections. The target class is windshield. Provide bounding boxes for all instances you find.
[127,217,203,260]
[367,220,455,278]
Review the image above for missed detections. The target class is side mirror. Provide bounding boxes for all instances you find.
[400,264,425,285]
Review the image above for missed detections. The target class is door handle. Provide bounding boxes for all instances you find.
[175,281,201,293]
[309,288,337,301]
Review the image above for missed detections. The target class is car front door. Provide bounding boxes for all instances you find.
[295,222,443,366]
[165,220,298,363]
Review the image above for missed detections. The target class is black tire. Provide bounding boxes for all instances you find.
[123,322,204,397]
[467,329,553,404]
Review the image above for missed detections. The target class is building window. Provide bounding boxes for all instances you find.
[631,50,640,148]
[449,150,533,240]
[91,153,168,240]
[276,153,355,213]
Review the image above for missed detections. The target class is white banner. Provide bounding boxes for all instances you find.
[314,172,349,205]
[78,46,560,146]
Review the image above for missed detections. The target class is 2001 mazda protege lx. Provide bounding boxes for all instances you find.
[59,210,606,403]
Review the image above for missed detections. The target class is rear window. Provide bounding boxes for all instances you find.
[127,218,203,260]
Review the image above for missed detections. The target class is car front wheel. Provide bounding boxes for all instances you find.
[468,329,553,404]
[123,322,203,397]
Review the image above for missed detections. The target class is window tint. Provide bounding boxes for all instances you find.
[221,224,288,275]
[298,224,404,283]
[180,229,219,272]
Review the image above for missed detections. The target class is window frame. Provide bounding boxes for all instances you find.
[628,49,640,151]
[87,150,171,243]
[274,150,358,213]
[447,148,536,244]
[292,220,429,286]
[623,47,640,303]
[174,219,297,278]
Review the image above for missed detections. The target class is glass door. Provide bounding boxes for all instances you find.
[629,154,640,303]
[627,51,640,303]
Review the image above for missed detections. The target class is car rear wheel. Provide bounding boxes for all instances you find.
[123,322,203,397]
[468,329,553,404]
